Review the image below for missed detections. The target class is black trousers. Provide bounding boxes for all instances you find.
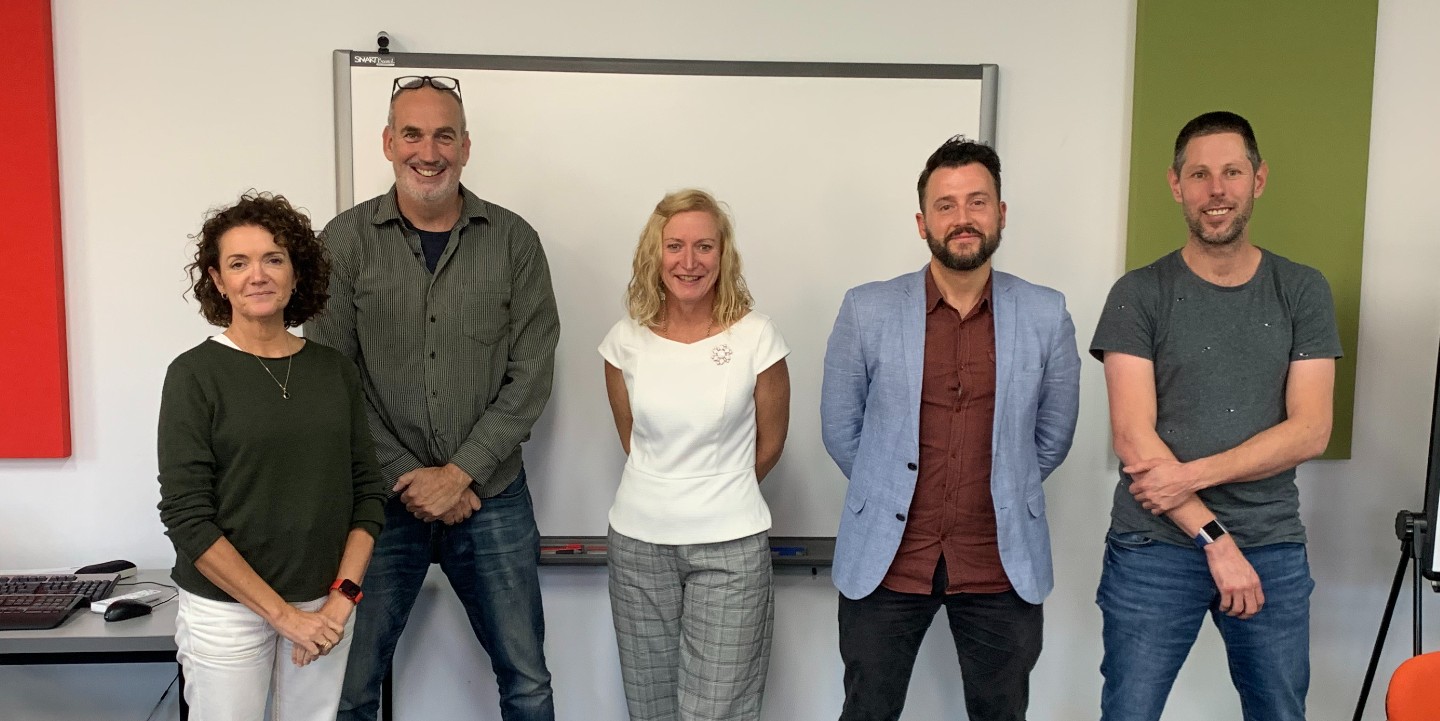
[837,558,1043,721]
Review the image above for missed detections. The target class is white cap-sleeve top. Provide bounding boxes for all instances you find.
[598,311,790,545]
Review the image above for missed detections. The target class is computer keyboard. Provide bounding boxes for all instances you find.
[0,573,118,603]
[0,593,87,630]
[0,573,120,630]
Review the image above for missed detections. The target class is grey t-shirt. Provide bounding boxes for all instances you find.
[1089,248,1342,548]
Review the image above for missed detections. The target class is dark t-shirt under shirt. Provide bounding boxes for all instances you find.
[416,226,450,273]
[1089,248,1342,548]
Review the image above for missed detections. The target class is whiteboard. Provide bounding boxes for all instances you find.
[334,51,998,537]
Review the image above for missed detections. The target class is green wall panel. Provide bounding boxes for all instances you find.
[1128,0,1379,458]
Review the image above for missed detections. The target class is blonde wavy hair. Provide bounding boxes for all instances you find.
[625,189,754,328]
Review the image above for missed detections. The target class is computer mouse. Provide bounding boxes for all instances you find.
[103,599,153,622]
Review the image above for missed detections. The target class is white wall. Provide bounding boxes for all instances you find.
[1,1,1435,719]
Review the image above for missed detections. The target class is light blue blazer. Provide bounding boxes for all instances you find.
[821,267,1081,604]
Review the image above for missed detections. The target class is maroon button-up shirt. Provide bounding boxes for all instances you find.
[881,269,1010,595]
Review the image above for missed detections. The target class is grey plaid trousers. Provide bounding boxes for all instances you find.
[608,528,774,721]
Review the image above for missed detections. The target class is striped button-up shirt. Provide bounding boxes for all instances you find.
[309,185,560,498]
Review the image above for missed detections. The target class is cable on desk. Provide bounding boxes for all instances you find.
[115,580,179,606]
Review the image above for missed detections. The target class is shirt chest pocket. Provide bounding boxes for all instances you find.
[463,291,510,345]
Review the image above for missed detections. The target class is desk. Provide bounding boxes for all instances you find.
[0,569,184,719]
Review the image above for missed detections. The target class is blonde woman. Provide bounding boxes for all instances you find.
[599,189,791,721]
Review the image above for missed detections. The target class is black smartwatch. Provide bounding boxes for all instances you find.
[330,578,364,605]
[1192,519,1229,549]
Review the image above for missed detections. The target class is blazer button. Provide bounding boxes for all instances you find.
[895,513,906,521]
[906,462,917,471]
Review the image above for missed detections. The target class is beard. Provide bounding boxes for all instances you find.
[396,164,461,205]
[925,221,1002,271]
[1184,196,1254,247]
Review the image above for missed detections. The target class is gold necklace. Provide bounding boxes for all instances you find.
[244,338,295,397]
[660,312,714,342]
[226,331,297,399]
[251,353,293,399]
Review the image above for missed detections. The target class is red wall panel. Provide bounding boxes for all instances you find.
[0,0,70,458]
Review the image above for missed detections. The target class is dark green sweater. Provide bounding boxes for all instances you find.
[157,338,387,603]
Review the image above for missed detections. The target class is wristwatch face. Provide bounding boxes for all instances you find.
[1194,520,1228,548]
[337,579,362,602]
[1202,520,1227,540]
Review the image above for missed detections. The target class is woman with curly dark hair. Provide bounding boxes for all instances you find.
[156,191,387,720]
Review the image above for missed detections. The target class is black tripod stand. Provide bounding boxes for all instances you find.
[1351,510,1429,721]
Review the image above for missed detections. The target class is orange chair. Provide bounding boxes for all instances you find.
[1387,651,1440,720]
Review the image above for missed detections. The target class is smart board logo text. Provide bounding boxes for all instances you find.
[353,55,396,67]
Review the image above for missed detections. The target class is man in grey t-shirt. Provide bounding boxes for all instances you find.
[1089,111,1340,721]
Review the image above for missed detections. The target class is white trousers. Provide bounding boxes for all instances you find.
[175,589,355,721]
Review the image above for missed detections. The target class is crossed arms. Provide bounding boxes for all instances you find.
[1103,351,1334,618]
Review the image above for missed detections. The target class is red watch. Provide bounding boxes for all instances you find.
[330,578,363,605]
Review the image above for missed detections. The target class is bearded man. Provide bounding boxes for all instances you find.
[821,136,1081,721]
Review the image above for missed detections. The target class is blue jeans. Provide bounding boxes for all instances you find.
[337,470,554,721]
[1096,531,1312,721]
